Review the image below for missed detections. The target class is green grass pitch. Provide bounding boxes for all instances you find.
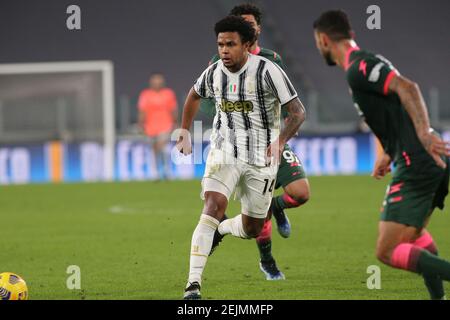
[1,176,449,300]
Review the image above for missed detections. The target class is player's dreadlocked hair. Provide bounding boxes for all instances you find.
[214,15,256,44]
[230,3,262,25]
[313,10,353,41]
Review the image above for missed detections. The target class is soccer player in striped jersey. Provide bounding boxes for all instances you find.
[313,10,450,300]
[177,15,306,299]
[201,3,311,281]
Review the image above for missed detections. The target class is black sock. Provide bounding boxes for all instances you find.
[422,250,445,300]
[257,239,273,263]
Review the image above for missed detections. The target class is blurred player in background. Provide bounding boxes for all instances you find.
[201,3,311,281]
[177,16,306,299]
[314,10,450,300]
[138,73,178,180]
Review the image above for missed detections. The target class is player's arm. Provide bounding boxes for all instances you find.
[388,75,450,168]
[279,98,305,145]
[176,88,201,155]
[371,137,391,179]
[372,152,392,180]
[268,98,305,162]
[265,61,305,163]
[172,107,179,128]
[180,88,201,130]
[178,65,215,154]
[199,56,220,117]
[137,92,147,133]
[169,90,179,127]
[172,95,179,128]
[138,111,146,131]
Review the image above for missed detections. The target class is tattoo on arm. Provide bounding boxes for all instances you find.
[279,98,306,143]
[389,75,430,142]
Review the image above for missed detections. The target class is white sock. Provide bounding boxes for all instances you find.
[187,214,220,287]
[218,214,249,239]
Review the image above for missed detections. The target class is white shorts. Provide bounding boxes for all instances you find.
[201,149,278,219]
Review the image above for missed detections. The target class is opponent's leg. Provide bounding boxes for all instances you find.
[256,220,274,262]
[272,178,310,238]
[256,219,285,280]
[376,221,450,299]
[254,147,309,279]
[222,209,285,279]
[414,228,445,300]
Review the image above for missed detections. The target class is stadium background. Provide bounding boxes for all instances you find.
[1,0,450,301]
[0,0,449,184]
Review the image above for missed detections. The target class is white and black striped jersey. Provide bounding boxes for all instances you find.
[193,53,298,167]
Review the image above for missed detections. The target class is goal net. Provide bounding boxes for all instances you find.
[0,61,115,181]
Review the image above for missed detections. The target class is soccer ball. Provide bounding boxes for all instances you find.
[0,272,28,300]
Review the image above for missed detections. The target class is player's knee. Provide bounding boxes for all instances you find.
[203,193,227,217]
[284,179,311,206]
[297,189,310,204]
[289,189,310,205]
[243,223,263,238]
[375,247,392,265]
[204,201,227,216]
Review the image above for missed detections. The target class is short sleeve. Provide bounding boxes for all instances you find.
[193,66,214,99]
[264,61,298,106]
[347,55,399,96]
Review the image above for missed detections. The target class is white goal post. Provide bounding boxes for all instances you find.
[0,61,115,180]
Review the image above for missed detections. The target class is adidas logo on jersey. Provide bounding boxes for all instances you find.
[219,99,254,113]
